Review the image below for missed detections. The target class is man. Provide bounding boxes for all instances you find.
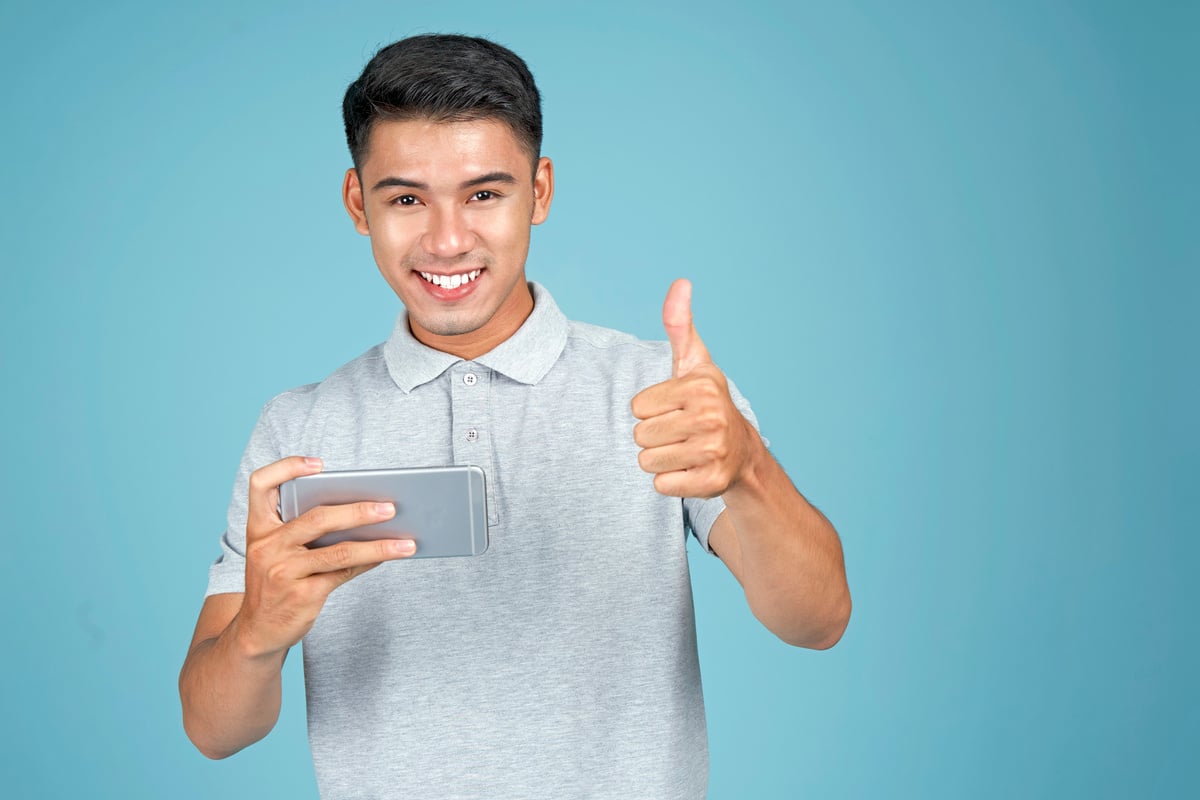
[180,34,850,798]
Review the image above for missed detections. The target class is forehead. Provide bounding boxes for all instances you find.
[360,118,530,183]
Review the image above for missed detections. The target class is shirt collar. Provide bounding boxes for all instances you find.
[383,281,569,393]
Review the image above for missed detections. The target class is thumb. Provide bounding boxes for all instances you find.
[662,278,712,377]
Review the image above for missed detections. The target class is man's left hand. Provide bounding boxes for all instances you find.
[631,279,760,498]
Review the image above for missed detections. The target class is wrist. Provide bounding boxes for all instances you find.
[226,611,289,667]
[726,418,770,500]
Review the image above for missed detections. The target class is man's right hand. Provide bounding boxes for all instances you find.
[235,455,417,660]
[181,455,415,759]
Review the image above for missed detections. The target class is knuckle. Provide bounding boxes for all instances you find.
[306,506,330,530]
[246,538,271,561]
[685,368,720,391]
[709,468,734,495]
[322,544,354,569]
[692,473,718,498]
[703,439,729,460]
[264,561,289,585]
[697,410,725,434]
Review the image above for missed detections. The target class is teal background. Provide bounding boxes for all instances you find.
[1,1,1195,797]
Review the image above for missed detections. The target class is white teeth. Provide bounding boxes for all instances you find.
[419,269,482,288]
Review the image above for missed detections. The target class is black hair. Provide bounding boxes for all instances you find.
[342,34,543,173]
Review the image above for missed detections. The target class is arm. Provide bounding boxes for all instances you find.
[179,456,416,758]
[179,593,284,759]
[706,435,850,649]
[632,279,851,649]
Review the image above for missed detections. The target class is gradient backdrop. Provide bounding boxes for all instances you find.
[1,1,1195,797]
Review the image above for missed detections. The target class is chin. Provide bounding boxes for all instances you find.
[408,306,491,337]
[417,317,485,337]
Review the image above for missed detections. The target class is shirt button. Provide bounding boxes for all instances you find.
[466,428,478,442]
[463,373,477,386]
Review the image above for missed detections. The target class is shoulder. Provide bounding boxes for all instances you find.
[560,319,672,385]
[259,343,388,425]
[564,319,669,362]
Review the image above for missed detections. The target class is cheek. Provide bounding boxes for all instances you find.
[477,208,533,252]
[368,217,420,259]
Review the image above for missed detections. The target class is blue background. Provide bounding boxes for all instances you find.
[1,1,1195,797]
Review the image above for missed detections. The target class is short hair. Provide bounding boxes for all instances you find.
[342,34,543,173]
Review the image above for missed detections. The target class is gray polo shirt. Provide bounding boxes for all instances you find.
[207,282,761,799]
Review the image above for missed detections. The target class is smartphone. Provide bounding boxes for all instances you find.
[278,465,489,557]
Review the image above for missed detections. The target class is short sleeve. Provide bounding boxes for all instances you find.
[205,402,285,596]
[683,375,768,555]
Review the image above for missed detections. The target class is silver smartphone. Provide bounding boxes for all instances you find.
[278,465,488,557]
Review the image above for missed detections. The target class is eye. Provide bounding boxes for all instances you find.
[393,194,419,206]
[472,190,495,201]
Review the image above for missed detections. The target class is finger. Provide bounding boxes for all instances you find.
[630,380,688,420]
[299,537,416,579]
[651,469,688,497]
[247,456,324,537]
[631,365,727,420]
[632,411,689,449]
[282,500,398,548]
[637,442,708,475]
[652,467,726,499]
[651,470,702,498]
[663,278,713,378]
[274,536,416,585]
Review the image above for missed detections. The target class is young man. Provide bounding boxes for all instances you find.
[180,34,850,798]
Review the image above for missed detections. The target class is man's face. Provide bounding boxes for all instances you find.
[344,118,553,358]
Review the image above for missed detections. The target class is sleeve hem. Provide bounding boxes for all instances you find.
[688,496,728,557]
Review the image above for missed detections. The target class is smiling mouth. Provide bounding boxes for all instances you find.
[417,269,482,289]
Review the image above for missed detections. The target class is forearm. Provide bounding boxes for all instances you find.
[721,427,851,648]
[179,613,286,759]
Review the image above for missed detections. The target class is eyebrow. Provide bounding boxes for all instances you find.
[371,171,519,192]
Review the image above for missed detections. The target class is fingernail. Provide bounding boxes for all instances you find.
[304,457,323,468]
[394,539,416,555]
[374,502,395,516]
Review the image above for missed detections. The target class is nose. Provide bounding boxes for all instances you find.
[421,204,476,258]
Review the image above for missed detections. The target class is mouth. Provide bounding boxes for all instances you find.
[412,267,485,301]
[417,269,482,290]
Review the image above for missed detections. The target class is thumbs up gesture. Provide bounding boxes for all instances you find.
[631,279,759,498]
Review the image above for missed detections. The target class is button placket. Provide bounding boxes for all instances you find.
[450,363,499,525]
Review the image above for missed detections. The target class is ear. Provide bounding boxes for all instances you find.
[531,157,555,226]
[342,167,371,236]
